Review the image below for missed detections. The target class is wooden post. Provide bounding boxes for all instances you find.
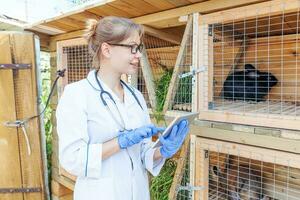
[194,137,209,200]
[198,18,209,111]
[207,26,214,105]
[189,135,197,199]
[140,49,157,109]
[192,13,199,113]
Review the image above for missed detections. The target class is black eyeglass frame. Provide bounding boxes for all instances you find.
[107,43,144,54]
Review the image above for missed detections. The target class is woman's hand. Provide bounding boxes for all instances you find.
[118,124,164,149]
[159,119,189,159]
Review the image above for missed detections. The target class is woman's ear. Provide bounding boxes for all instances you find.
[100,42,111,58]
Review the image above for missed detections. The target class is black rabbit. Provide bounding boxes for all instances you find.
[222,64,278,102]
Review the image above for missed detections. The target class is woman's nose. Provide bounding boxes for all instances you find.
[135,51,142,58]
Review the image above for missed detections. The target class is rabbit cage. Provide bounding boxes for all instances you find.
[197,0,300,130]
[179,1,300,200]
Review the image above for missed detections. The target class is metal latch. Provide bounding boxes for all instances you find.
[4,120,31,155]
[0,64,31,69]
[177,184,205,192]
[178,67,207,79]
[0,187,41,193]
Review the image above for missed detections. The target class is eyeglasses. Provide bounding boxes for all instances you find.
[108,43,144,54]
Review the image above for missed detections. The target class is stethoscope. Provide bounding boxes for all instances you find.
[87,70,144,132]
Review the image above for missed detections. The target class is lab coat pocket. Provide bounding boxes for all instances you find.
[74,177,115,200]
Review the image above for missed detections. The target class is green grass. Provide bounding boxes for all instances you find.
[150,159,177,200]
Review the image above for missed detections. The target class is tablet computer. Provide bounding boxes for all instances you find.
[152,112,199,148]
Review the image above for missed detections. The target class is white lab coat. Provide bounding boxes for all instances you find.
[56,70,166,200]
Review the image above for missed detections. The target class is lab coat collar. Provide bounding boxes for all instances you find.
[86,70,136,106]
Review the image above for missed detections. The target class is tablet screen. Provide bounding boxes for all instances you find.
[152,112,199,148]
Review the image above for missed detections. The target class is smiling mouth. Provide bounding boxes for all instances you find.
[130,63,139,68]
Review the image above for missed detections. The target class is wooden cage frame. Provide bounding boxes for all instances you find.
[197,0,300,131]
[190,135,300,200]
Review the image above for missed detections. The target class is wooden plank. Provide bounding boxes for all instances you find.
[88,4,133,18]
[165,0,192,7]
[50,25,181,45]
[108,1,145,17]
[45,21,78,32]
[147,17,187,29]
[27,0,115,29]
[143,25,181,45]
[192,13,199,112]
[201,0,300,24]
[68,11,101,22]
[198,19,208,111]
[194,136,209,200]
[199,110,300,131]
[132,0,269,25]
[189,135,196,199]
[55,17,87,29]
[11,32,45,200]
[207,29,214,105]
[163,16,193,112]
[0,33,23,200]
[142,0,175,10]
[50,30,86,42]
[120,0,159,14]
[191,126,300,154]
[140,49,157,109]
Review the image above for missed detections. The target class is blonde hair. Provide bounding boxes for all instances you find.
[84,16,144,68]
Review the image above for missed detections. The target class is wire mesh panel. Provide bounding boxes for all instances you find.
[175,144,192,200]
[172,29,193,112]
[137,66,151,108]
[200,1,300,120]
[163,16,196,113]
[139,34,179,111]
[192,137,300,200]
[62,44,92,83]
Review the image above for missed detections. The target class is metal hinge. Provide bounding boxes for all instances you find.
[205,150,209,158]
[177,184,205,192]
[178,67,207,79]
[0,64,31,69]
[208,102,215,109]
[208,24,213,36]
[0,187,41,193]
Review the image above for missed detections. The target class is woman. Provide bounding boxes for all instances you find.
[56,16,189,200]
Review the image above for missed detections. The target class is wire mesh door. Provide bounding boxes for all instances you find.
[191,136,300,200]
[163,13,200,113]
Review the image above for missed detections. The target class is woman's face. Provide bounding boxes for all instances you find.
[107,31,142,75]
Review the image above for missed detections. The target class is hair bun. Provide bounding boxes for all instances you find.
[84,19,99,42]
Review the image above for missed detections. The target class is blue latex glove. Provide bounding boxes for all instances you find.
[118,124,165,149]
[159,119,189,158]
